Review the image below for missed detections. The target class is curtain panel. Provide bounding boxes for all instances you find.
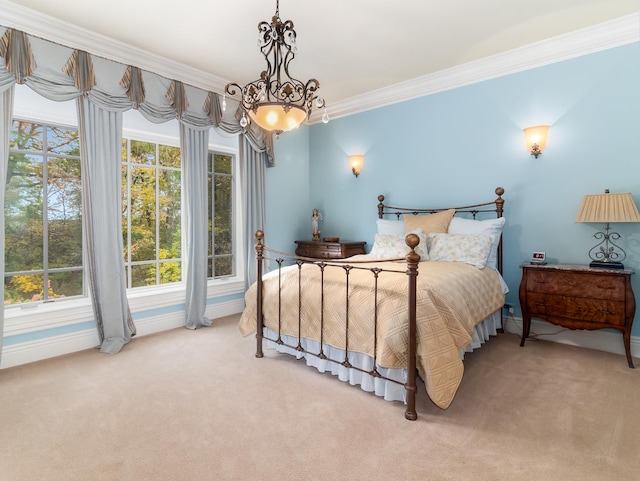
[0,84,14,364]
[0,25,273,357]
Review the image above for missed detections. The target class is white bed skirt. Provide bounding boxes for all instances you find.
[264,310,502,404]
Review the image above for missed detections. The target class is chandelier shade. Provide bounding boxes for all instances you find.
[249,103,308,133]
[224,0,328,135]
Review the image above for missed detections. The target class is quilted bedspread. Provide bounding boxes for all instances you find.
[239,258,504,409]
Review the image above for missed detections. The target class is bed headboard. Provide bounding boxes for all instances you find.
[376,187,505,272]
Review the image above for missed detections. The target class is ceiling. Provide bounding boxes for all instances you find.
[3,0,639,117]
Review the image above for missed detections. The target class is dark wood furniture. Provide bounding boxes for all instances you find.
[519,263,636,368]
[294,240,366,259]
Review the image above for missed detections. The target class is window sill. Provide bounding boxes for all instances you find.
[5,277,245,336]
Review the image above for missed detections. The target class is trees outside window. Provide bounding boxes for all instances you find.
[5,120,83,305]
[208,152,234,278]
[121,139,182,288]
[5,123,238,305]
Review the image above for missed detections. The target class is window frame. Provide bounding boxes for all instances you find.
[5,93,245,337]
[5,117,86,307]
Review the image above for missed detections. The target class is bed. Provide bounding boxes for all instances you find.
[239,187,507,420]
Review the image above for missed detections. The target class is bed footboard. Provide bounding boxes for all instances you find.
[252,230,421,421]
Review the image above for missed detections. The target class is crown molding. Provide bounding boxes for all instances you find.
[0,1,637,123]
[309,13,640,123]
[0,0,229,93]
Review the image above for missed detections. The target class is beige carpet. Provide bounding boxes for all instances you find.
[1,314,639,481]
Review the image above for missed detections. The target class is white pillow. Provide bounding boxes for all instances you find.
[369,229,429,260]
[428,233,494,268]
[376,218,405,236]
[448,216,505,269]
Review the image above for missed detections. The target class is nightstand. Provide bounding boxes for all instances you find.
[294,240,366,259]
[519,263,636,368]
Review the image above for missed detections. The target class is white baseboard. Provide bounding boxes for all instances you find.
[503,315,640,361]
[7,306,635,369]
[0,299,244,369]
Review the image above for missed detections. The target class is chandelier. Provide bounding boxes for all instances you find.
[224,0,329,135]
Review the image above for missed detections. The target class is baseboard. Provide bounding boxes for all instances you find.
[0,299,244,369]
[503,315,640,360]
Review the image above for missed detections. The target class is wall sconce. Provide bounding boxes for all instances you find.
[523,125,549,158]
[350,155,364,177]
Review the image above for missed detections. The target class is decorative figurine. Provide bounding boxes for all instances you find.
[311,209,323,241]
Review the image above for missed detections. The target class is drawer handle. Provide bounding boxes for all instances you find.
[596,285,615,290]
[533,280,548,284]
[534,302,546,307]
[597,309,616,315]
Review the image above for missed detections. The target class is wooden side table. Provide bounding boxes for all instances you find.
[294,240,366,260]
[519,263,636,368]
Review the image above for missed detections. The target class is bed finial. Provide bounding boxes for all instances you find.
[494,187,505,218]
[377,195,385,219]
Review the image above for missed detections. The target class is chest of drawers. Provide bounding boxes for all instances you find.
[519,264,636,367]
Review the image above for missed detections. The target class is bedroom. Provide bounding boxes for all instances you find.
[1,0,638,368]
[1,0,640,477]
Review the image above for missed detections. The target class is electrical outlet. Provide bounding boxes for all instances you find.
[503,303,514,314]
[509,305,514,314]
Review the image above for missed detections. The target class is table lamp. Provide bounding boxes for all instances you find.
[575,189,640,269]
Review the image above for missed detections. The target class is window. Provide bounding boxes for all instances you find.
[208,152,234,278]
[5,109,239,309]
[4,120,83,305]
[121,139,182,289]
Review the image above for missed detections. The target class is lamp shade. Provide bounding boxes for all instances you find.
[350,155,364,176]
[248,103,307,134]
[523,125,549,156]
[575,191,640,223]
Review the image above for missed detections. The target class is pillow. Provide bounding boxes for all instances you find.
[369,229,429,261]
[448,216,505,269]
[376,218,405,236]
[403,209,455,238]
[428,233,494,269]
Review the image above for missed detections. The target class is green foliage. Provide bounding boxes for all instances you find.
[4,121,82,304]
[5,121,235,304]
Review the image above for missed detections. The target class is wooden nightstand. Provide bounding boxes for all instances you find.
[519,263,636,368]
[294,240,366,259]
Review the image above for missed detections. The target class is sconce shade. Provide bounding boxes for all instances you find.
[575,191,640,223]
[523,125,549,158]
[350,155,364,177]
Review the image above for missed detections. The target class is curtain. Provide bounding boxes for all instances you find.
[181,123,212,329]
[0,25,277,355]
[0,84,14,363]
[239,134,267,289]
[77,97,135,353]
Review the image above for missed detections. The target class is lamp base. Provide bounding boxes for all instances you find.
[589,260,624,270]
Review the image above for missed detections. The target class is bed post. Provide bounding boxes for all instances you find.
[255,230,265,358]
[404,233,420,421]
[494,187,505,274]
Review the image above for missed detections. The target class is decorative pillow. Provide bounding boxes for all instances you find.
[376,218,405,236]
[369,229,429,260]
[448,216,505,269]
[428,233,495,268]
[403,209,455,238]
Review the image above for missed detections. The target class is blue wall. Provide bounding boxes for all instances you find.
[266,42,640,337]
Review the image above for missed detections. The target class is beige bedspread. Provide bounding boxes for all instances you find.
[239,258,504,409]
